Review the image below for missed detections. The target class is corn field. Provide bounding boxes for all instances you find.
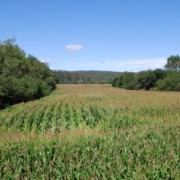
[0,84,179,179]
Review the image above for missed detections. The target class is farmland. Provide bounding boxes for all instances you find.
[0,84,179,179]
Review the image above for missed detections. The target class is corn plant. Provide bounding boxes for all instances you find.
[42,105,55,132]
[90,105,102,123]
[72,107,79,128]
[64,103,71,129]
[0,84,179,179]
[16,112,27,132]
[25,112,35,132]
[81,107,95,128]
[5,115,17,128]
[33,105,47,133]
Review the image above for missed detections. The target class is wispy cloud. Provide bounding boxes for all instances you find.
[41,58,54,63]
[99,58,167,71]
[41,57,167,72]
[56,57,167,71]
[65,44,83,52]
[40,58,61,66]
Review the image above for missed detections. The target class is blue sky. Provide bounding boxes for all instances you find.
[1,0,180,71]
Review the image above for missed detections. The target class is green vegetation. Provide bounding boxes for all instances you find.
[0,39,57,109]
[112,55,180,91]
[165,55,180,71]
[54,70,120,84]
[0,39,179,178]
[0,85,179,179]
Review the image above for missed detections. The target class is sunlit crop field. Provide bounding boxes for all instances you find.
[0,84,179,179]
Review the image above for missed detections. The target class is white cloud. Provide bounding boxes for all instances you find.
[99,58,167,72]
[40,58,57,64]
[65,44,83,51]
[41,58,52,63]
[42,57,167,72]
[58,58,166,71]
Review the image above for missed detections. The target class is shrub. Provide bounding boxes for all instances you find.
[156,71,180,91]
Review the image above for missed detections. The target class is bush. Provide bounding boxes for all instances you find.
[137,70,157,90]
[112,72,139,90]
[156,71,180,91]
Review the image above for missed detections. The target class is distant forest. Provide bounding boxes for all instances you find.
[54,70,120,84]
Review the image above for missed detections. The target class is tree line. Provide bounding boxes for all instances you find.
[54,70,120,84]
[0,39,57,109]
[112,55,180,91]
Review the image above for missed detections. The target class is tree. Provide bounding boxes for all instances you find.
[112,77,120,87]
[112,72,139,90]
[121,72,137,90]
[156,71,180,91]
[153,69,167,80]
[0,39,57,109]
[165,55,180,71]
[112,57,180,91]
[54,70,120,84]
[137,70,157,90]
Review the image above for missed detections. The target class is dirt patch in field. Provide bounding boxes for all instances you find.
[0,128,108,145]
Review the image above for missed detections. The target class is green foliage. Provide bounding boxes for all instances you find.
[0,39,56,108]
[156,71,180,91]
[137,70,157,90]
[113,70,162,91]
[0,85,179,178]
[112,67,179,91]
[165,55,180,71]
[0,127,179,179]
[112,72,139,90]
[122,72,138,90]
[112,55,180,91]
[54,70,121,84]
[112,77,120,87]
[153,68,167,79]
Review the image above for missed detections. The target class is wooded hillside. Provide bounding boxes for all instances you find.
[54,70,120,84]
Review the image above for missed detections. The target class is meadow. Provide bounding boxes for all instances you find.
[0,84,179,179]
